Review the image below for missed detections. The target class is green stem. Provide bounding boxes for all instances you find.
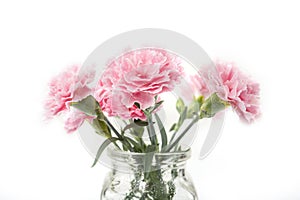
[169,129,179,145]
[104,117,122,138]
[169,107,188,145]
[147,114,158,150]
[164,116,199,152]
[104,117,133,151]
[113,142,121,150]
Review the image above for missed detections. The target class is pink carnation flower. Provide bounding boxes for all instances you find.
[64,110,95,133]
[94,85,113,116]
[190,73,210,97]
[200,60,260,123]
[95,49,183,120]
[45,65,95,132]
[111,91,147,120]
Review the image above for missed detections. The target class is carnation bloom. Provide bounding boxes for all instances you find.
[111,91,147,120]
[45,65,95,132]
[190,73,210,97]
[64,109,95,133]
[94,49,183,120]
[199,60,260,123]
[94,86,146,120]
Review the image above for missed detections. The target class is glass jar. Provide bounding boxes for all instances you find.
[101,147,198,200]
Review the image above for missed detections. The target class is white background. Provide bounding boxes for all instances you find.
[1,0,300,199]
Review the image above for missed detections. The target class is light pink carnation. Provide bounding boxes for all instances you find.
[93,85,113,116]
[111,91,147,120]
[200,60,260,123]
[95,49,183,120]
[45,65,95,132]
[45,65,95,118]
[190,73,210,97]
[64,110,95,133]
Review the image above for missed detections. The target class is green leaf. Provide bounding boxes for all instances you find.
[151,100,164,112]
[122,143,129,151]
[123,136,142,152]
[123,138,133,151]
[123,122,136,132]
[134,119,149,126]
[169,123,177,132]
[167,106,188,147]
[145,100,164,114]
[124,122,144,138]
[176,145,182,152]
[154,113,168,150]
[169,106,188,133]
[91,137,119,167]
[176,98,185,114]
[91,118,111,138]
[178,107,187,128]
[70,95,100,116]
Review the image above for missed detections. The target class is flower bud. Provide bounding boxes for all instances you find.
[200,93,230,118]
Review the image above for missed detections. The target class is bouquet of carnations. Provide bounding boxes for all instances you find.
[45,49,260,200]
